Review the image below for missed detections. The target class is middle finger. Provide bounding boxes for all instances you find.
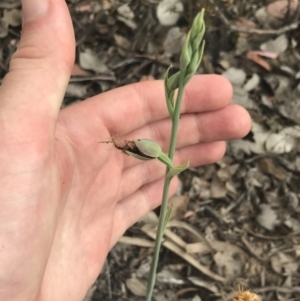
[121,104,250,169]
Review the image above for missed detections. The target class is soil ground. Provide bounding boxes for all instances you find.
[1,1,300,301]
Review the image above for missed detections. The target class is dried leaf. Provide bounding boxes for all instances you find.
[3,9,21,27]
[265,132,295,154]
[191,295,202,301]
[243,74,260,92]
[71,64,90,76]
[258,158,288,181]
[256,204,278,231]
[267,0,298,19]
[164,228,187,248]
[212,241,247,278]
[141,224,226,282]
[0,18,8,38]
[156,269,185,284]
[294,245,300,257]
[250,51,278,59]
[66,83,89,98]
[236,17,257,29]
[167,220,208,245]
[188,277,219,294]
[75,4,91,12]
[117,16,137,30]
[79,49,113,75]
[229,122,269,155]
[185,242,211,254]
[114,34,131,50]
[139,211,159,225]
[270,252,299,275]
[210,175,227,199]
[260,35,288,55]
[255,5,286,28]
[126,277,147,296]
[117,4,134,19]
[246,51,271,71]
[168,195,190,220]
[231,86,255,109]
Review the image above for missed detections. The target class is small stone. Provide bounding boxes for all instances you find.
[156,0,183,26]
[222,68,246,86]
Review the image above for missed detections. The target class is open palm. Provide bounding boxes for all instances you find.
[0,1,251,301]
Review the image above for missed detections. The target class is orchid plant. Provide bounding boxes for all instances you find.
[101,9,206,300]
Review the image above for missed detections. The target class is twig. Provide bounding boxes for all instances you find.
[169,288,199,301]
[223,192,246,214]
[142,224,226,283]
[241,235,268,262]
[244,225,300,240]
[208,0,300,35]
[205,205,233,224]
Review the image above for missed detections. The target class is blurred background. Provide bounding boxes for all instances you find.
[1,1,300,300]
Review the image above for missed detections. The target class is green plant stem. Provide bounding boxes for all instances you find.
[145,177,171,301]
[145,75,186,301]
[144,9,205,299]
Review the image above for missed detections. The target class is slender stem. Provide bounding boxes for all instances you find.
[145,75,186,301]
[145,177,171,301]
[144,10,205,300]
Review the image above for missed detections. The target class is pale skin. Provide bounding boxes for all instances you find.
[0,1,251,301]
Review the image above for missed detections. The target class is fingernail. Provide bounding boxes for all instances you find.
[22,0,49,23]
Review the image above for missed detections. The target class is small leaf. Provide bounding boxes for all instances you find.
[184,41,205,85]
[167,159,189,179]
[179,32,192,72]
[190,9,205,50]
[164,66,175,117]
[197,40,205,65]
[186,50,200,76]
[168,71,180,91]
[179,9,205,82]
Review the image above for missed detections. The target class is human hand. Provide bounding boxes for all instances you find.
[0,1,251,301]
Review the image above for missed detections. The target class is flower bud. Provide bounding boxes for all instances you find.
[125,139,173,168]
[135,139,162,158]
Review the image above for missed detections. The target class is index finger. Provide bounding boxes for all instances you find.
[83,74,233,135]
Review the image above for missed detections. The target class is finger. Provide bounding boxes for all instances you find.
[128,104,250,144]
[0,0,75,138]
[78,75,233,135]
[118,141,225,200]
[110,177,179,248]
[121,104,250,169]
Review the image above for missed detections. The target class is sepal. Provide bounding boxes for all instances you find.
[167,159,189,179]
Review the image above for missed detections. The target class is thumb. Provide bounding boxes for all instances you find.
[0,0,75,137]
